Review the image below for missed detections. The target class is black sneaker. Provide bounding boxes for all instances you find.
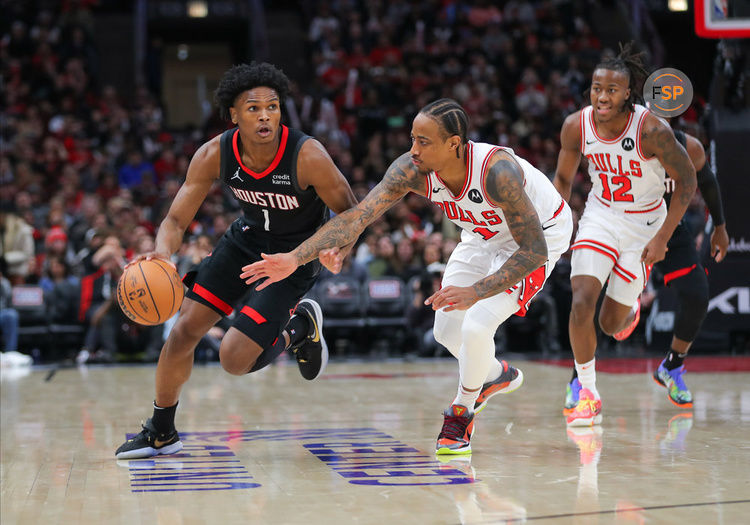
[288,298,328,380]
[115,418,183,459]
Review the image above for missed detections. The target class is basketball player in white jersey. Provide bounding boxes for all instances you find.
[241,99,573,455]
[553,44,697,426]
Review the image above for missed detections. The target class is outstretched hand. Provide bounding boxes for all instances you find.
[240,252,298,290]
[425,285,479,312]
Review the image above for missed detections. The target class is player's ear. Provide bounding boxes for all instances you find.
[450,136,461,158]
[229,107,237,125]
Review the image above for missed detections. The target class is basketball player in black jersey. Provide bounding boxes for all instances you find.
[116,62,357,460]
[651,128,728,407]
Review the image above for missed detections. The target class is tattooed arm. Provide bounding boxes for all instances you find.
[240,152,426,289]
[426,151,548,311]
[640,114,697,264]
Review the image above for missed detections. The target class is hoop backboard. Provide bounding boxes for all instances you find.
[695,0,750,38]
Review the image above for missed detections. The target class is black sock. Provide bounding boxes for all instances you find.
[151,401,178,433]
[664,350,687,370]
[286,314,310,347]
[248,337,287,374]
[571,368,578,383]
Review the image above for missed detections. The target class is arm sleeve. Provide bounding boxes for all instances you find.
[696,162,726,227]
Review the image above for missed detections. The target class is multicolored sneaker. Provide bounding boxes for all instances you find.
[613,297,641,341]
[563,377,582,415]
[288,298,328,380]
[436,404,475,455]
[566,388,602,427]
[473,361,524,414]
[653,361,693,408]
[115,418,183,459]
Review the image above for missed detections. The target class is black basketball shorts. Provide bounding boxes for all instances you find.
[183,218,320,348]
[654,221,703,286]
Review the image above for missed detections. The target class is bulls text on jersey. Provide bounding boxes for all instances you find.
[433,200,503,227]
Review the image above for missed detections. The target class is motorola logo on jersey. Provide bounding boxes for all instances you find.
[468,189,483,203]
[621,137,635,151]
[229,187,300,210]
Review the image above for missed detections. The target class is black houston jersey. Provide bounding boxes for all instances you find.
[220,125,329,242]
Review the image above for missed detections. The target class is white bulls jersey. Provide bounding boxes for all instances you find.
[580,104,666,213]
[426,141,563,244]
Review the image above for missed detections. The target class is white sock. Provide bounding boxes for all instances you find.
[483,359,504,384]
[575,358,600,399]
[452,383,480,413]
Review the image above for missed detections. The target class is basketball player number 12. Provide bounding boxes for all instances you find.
[599,173,634,202]
[262,209,270,231]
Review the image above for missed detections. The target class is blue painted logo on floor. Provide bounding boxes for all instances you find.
[121,428,475,491]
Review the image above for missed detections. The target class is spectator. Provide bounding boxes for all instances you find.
[40,256,79,323]
[1,208,35,285]
[367,235,397,278]
[117,149,154,190]
[0,272,21,352]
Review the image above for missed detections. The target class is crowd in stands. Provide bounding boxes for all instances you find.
[1,0,712,362]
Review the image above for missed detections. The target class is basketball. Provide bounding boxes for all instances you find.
[117,258,184,326]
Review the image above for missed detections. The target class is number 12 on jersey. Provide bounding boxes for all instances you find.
[598,173,634,202]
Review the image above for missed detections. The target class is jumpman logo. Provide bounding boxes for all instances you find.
[231,167,243,182]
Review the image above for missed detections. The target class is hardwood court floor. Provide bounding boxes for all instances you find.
[2,358,749,524]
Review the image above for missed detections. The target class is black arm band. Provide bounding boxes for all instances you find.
[696,162,725,227]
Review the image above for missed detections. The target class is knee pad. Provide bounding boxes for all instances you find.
[433,309,464,356]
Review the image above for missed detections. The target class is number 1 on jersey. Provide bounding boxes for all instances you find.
[472,226,499,241]
[262,209,270,231]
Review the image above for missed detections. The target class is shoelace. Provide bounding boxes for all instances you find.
[295,347,309,363]
[438,414,470,440]
[575,399,599,415]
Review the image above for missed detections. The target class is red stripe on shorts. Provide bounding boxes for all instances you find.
[192,283,233,315]
[663,264,696,286]
[240,306,267,324]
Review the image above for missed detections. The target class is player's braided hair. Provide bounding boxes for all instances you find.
[419,98,469,157]
[594,42,648,112]
[214,62,291,121]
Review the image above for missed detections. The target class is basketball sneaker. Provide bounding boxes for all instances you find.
[564,377,582,415]
[473,361,524,414]
[436,404,475,455]
[566,388,602,427]
[288,298,328,380]
[653,360,693,408]
[115,418,182,459]
[613,297,640,341]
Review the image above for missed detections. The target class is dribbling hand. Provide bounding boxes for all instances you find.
[126,252,176,270]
